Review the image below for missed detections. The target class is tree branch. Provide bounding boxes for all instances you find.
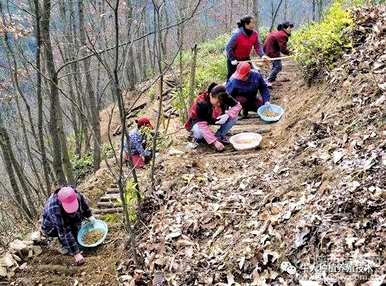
[56,0,201,75]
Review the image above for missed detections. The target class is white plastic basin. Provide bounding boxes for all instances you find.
[229,132,263,151]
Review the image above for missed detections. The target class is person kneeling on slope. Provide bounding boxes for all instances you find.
[41,186,95,266]
[226,62,270,118]
[124,116,153,168]
[185,83,242,152]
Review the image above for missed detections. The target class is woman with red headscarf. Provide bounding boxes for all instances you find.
[124,116,154,168]
[226,62,271,118]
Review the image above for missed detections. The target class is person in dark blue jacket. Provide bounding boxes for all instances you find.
[226,62,271,118]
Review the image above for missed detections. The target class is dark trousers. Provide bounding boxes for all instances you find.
[227,59,237,81]
[267,60,283,82]
[235,92,263,117]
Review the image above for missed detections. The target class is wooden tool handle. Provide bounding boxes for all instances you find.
[240,55,293,63]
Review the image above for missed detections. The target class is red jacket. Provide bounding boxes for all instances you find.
[184,92,226,131]
[226,27,264,61]
[263,30,290,58]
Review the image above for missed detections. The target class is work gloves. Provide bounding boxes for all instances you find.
[215,114,230,125]
[74,253,85,266]
[88,216,96,225]
[262,55,270,65]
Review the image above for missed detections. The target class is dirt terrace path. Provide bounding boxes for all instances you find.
[11,61,308,286]
[122,61,320,284]
[170,61,299,160]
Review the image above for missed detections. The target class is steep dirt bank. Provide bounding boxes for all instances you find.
[11,60,384,285]
[126,56,385,284]
[9,6,386,285]
[121,7,386,284]
[11,61,314,286]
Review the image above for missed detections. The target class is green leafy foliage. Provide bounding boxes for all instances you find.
[290,0,355,81]
[141,126,172,151]
[68,136,114,182]
[115,180,139,224]
[101,143,115,160]
[173,35,228,121]
[259,27,270,44]
[148,85,157,102]
[70,152,93,181]
[123,179,140,224]
[101,213,120,224]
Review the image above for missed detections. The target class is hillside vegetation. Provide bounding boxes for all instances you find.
[1,0,385,285]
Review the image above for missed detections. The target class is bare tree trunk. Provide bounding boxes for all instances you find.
[0,6,46,196]
[59,0,82,159]
[0,126,33,220]
[33,0,51,195]
[317,0,324,21]
[188,44,198,108]
[125,0,137,90]
[57,105,75,184]
[14,97,45,202]
[78,0,101,171]
[229,0,233,32]
[312,0,316,21]
[177,23,187,121]
[69,0,88,156]
[147,22,155,75]
[41,0,67,185]
[225,0,229,32]
[269,0,284,32]
[284,0,288,21]
[152,8,157,75]
[253,0,260,32]
[161,9,169,58]
[111,0,140,266]
[136,41,143,82]
[141,30,147,80]
[150,2,165,190]
[0,118,37,218]
[139,8,148,81]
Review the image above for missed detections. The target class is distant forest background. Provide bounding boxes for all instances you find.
[0,0,332,245]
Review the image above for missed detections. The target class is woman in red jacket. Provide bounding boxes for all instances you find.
[225,15,267,80]
[264,22,294,86]
[185,83,242,152]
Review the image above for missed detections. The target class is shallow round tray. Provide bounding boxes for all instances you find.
[230,132,263,151]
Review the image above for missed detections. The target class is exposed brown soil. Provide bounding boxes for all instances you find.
[10,6,386,283]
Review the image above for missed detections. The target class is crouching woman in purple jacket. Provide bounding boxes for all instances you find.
[226,62,271,118]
